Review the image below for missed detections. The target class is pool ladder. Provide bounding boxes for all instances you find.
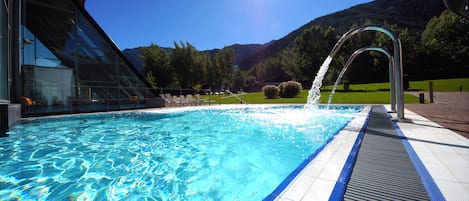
[325,25,405,120]
[225,90,247,104]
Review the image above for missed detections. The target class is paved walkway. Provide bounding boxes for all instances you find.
[405,92,469,139]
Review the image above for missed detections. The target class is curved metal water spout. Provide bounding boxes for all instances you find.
[325,25,405,120]
[327,47,396,112]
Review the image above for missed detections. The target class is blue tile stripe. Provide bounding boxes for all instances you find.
[262,142,327,201]
[329,109,371,201]
[391,118,446,201]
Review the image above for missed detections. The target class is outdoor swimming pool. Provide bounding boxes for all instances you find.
[0,105,363,200]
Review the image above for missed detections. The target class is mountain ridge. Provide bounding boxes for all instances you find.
[238,0,446,69]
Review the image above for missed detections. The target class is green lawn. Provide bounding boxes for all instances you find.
[408,78,469,92]
[204,78,468,104]
[207,90,419,104]
[323,78,469,92]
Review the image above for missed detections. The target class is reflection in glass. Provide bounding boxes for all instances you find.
[22,27,62,68]
[0,1,8,100]
[21,0,155,116]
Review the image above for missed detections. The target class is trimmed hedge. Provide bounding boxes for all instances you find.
[262,85,280,99]
[279,81,302,98]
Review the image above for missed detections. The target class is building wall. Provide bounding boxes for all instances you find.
[0,0,9,102]
[17,0,159,117]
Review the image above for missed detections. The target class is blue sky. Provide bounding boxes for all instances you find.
[85,0,372,51]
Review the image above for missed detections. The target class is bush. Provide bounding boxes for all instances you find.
[279,81,302,98]
[343,80,350,91]
[192,83,202,94]
[262,85,280,99]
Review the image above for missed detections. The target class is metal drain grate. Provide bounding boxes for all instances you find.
[343,106,430,201]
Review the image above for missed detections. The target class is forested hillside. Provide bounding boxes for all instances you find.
[238,0,447,70]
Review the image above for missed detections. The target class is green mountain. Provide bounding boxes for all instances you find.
[238,0,446,70]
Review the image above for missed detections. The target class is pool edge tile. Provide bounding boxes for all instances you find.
[275,106,371,201]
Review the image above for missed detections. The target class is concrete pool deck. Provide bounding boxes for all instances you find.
[275,104,469,200]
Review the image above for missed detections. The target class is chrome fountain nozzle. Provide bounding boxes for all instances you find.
[443,0,469,18]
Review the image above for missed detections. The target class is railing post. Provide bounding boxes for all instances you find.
[429,81,434,103]
[394,38,405,120]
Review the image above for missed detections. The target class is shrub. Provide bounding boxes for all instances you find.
[343,80,350,91]
[279,81,302,98]
[262,85,280,99]
[192,83,202,94]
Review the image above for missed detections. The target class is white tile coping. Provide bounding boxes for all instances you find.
[275,106,371,201]
[387,105,469,201]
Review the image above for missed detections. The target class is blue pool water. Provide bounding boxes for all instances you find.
[0,105,362,200]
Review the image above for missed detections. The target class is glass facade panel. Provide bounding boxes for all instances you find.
[0,1,8,101]
[22,65,74,114]
[22,27,62,67]
[21,0,156,116]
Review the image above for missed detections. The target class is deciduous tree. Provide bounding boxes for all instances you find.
[141,44,172,87]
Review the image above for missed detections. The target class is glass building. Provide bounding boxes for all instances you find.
[1,0,9,103]
[1,0,160,121]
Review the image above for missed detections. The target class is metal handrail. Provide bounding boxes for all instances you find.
[225,90,247,104]
[328,46,396,112]
[20,86,217,117]
[323,25,405,119]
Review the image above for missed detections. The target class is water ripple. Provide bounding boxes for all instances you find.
[0,105,361,200]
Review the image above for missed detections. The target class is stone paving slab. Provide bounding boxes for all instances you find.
[405,92,469,139]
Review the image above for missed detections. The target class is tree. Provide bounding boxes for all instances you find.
[253,57,289,84]
[145,71,157,89]
[289,26,338,87]
[232,70,246,92]
[141,44,172,87]
[171,41,193,88]
[170,41,210,88]
[279,47,303,81]
[422,10,469,65]
[371,23,423,81]
[192,51,210,87]
[212,47,235,89]
[244,75,256,91]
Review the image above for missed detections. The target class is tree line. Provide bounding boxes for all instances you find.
[142,41,237,91]
[143,9,468,91]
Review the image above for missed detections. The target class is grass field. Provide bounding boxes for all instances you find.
[408,78,469,92]
[323,78,469,92]
[207,90,419,104]
[205,78,468,104]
